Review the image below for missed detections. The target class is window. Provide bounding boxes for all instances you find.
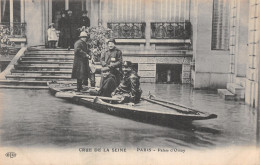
[211,0,230,50]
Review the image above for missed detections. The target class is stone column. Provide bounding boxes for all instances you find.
[0,0,2,23]
[257,0,260,145]
[82,0,84,11]
[144,0,151,50]
[102,0,108,28]
[48,0,52,25]
[10,0,13,35]
[20,0,25,23]
[65,0,69,10]
[258,38,260,145]
[182,57,191,84]
[90,0,98,26]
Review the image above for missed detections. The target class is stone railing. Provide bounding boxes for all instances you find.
[0,22,26,37]
[107,22,146,39]
[151,22,191,39]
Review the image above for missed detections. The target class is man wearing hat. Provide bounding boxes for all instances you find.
[71,31,91,91]
[100,38,123,85]
[112,61,142,103]
[89,67,117,97]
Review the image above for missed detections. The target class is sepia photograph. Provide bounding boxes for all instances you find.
[0,0,259,164]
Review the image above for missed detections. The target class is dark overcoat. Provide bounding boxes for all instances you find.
[100,47,123,85]
[58,17,69,47]
[99,73,117,97]
[79,16,90,28]
[71,39,91,80]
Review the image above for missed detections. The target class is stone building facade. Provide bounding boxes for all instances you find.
[0,0,259,107]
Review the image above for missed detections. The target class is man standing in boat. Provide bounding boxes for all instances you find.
[112,61,142,103]
[71,31,91,92]
[100,38,123,85]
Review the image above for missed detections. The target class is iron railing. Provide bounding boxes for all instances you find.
[107,22,146,39]
[0,22,26,37]
[151,22,191,39]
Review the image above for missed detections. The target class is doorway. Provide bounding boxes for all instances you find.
[52,0,82,29]
[156,64,182,84]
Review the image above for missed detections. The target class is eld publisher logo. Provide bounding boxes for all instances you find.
[5,152,16,158]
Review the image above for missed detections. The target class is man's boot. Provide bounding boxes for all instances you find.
[77,79,83,92]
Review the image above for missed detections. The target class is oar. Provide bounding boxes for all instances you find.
[142,97,200,115]
[55,92,121,101]
[145,93,200,113]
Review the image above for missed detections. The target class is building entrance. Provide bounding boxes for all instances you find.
[52,0,83,29]
[156,64,182,84]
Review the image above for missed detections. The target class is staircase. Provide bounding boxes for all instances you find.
[217,77,246,101]
[0,48,75,89]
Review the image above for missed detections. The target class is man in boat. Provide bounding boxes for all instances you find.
[89,67,117,97]
[112,61,142,104]
[71,31,91,92]
[100,38,123,85]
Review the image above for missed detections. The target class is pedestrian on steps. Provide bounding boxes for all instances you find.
[71,31,91,92]
[47,23,58,48]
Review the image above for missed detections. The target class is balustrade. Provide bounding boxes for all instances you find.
[0,22,26,37]
[151,22,191,39]
[107,22,146,39]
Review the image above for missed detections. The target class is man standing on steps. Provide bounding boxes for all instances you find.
[71,31,91,92]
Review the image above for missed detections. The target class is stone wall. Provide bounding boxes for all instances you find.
[192,0,230,89]
[24,0,46,46]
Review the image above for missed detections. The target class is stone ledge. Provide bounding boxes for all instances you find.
[116,39,146,44]
[9,37,27,42]
[218,89,235,100]
[150,39,191,44]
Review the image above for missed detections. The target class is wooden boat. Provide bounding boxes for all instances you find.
[48,83,217,126]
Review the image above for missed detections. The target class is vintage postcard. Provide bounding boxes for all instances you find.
[0,0,259,164]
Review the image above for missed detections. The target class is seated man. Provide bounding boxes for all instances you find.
[89,67,117,97]
[112,61,142,104]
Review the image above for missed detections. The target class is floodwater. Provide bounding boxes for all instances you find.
[0,84,257,149]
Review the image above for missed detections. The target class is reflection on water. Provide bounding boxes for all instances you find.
[0,84,257,149]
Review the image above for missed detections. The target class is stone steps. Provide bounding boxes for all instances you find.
[11,70,72,75]
[0,85,49,89]
[25,51,73,55]
[21,57,74,61]
[14,65,73,71]
[217,89,235,100]
[227,83,245,100]
[19,61,74,65]
[0,48,77,88]
[24,54,74,58]
[218,82,245,101]
[5,75,72,81]
[0,80,48,86]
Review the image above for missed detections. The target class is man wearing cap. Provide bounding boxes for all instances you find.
[112,61,142,103]
[71,31,91,92]
[100,38,123,85]
[89,67,117,97]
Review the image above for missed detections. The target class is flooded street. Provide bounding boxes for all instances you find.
[0,84,257,149]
